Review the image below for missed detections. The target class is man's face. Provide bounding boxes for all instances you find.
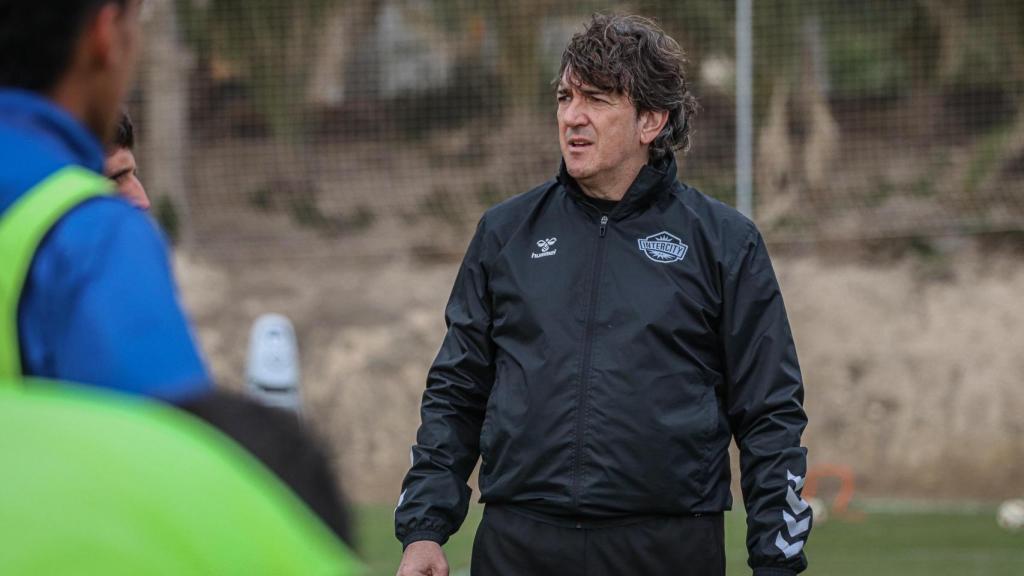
[105,147,150,210]
[556,70,646,188]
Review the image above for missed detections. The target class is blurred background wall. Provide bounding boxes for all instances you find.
[136,0,1023,503]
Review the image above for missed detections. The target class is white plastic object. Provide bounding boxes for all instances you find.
[245,313,302,415]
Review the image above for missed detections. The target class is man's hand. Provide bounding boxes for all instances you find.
[396,540,449,576]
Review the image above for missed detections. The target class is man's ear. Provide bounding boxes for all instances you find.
[638,109,669,146]
[80,3,122,71]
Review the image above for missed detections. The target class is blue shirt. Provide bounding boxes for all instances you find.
[1,89,210,400]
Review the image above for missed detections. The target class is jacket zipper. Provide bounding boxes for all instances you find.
[572,214,609,509]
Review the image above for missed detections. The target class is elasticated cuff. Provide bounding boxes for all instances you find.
[401,531,447,550]
[752,568,797,576]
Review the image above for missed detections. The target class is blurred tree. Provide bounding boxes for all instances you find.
[429,0,620,112]
[339,0,384,103]
[426,0,551,110]
[177,0,336,139]
[750,0,834,217]
[146,0,192,244]
[492,0,550,108]
[638,0,734,70]
[308,1,382,108]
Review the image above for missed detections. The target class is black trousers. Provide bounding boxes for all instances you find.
[470,506,726,576]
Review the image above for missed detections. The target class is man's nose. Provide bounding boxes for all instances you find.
[128,180,151,211]
[561,99,589,126]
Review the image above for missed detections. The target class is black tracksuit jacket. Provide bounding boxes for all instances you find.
[396,153,811,574]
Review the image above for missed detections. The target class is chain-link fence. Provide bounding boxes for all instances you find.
[133,0,1024,261]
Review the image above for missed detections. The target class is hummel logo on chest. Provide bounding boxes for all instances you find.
[531,238,557,259]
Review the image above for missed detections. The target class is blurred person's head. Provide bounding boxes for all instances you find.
[555,14,698,197]
[104,109,149,210]
[0,0,143,145]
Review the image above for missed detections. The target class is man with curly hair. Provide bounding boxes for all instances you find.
[396,14,811,576]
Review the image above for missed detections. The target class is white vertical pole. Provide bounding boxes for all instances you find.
[144,0,192,245]
[736,0,754,218]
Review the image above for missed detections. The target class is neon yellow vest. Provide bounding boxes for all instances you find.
[0,380,362,574]
[0,166,114,379]
[0,167,362,573]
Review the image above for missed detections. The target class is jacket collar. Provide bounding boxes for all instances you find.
[0,88,105,173]
[557,152,678,219]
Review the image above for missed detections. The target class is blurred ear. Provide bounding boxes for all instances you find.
[638,109,669,146]
[81,3,122,71]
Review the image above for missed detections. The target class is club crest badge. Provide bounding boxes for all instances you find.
[637,231,688,263]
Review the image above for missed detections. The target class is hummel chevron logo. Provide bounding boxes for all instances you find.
[783,510,810,538]
[775,469,811,559]
[775,531,805,558]
[531,237,558,259]
[786,485,809,514]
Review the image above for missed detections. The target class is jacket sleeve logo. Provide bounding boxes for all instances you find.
[638,231,688,263]
[531,237,558,259]
[774,470,811,559]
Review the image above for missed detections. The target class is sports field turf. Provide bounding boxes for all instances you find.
[353,503,1023,575]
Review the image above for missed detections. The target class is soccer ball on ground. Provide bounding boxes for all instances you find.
[807,497,828,526]
[996,499,1024,532]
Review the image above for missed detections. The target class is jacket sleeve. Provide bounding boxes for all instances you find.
[19,199,210,401]
[395,216,495,548]
[720,227,811,575]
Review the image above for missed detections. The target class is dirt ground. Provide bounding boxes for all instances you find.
[173,237,1024,504]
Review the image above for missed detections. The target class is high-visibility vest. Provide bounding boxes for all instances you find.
[0,165,114,379]
[0,380,363,574]
[0,167,362,573]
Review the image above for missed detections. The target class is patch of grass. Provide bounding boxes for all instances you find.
[354,504,481,576]
[248,181,375,236]
[351,503,1024,576]
[802,510,1024,575]
[154,195,180,245]
[865,176,896,208]
[249,185,273,211]
[476,182,508,209]
[964,124,1015,196]
[418,186,468,229]
[695,178,737,207]
[909,174,935,198]
[770,212,816,236]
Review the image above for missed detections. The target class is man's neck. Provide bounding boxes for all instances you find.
[49,79,84,119]
[48,77,103,143]
[577,158,646,202]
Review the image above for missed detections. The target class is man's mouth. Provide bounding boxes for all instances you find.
[567,137,593,150]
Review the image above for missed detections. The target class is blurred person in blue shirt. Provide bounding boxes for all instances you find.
[0,4,363,566]
[0,0,209,401]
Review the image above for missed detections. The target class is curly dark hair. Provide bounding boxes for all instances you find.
[557,14,699,160]
[112,108,135,150]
